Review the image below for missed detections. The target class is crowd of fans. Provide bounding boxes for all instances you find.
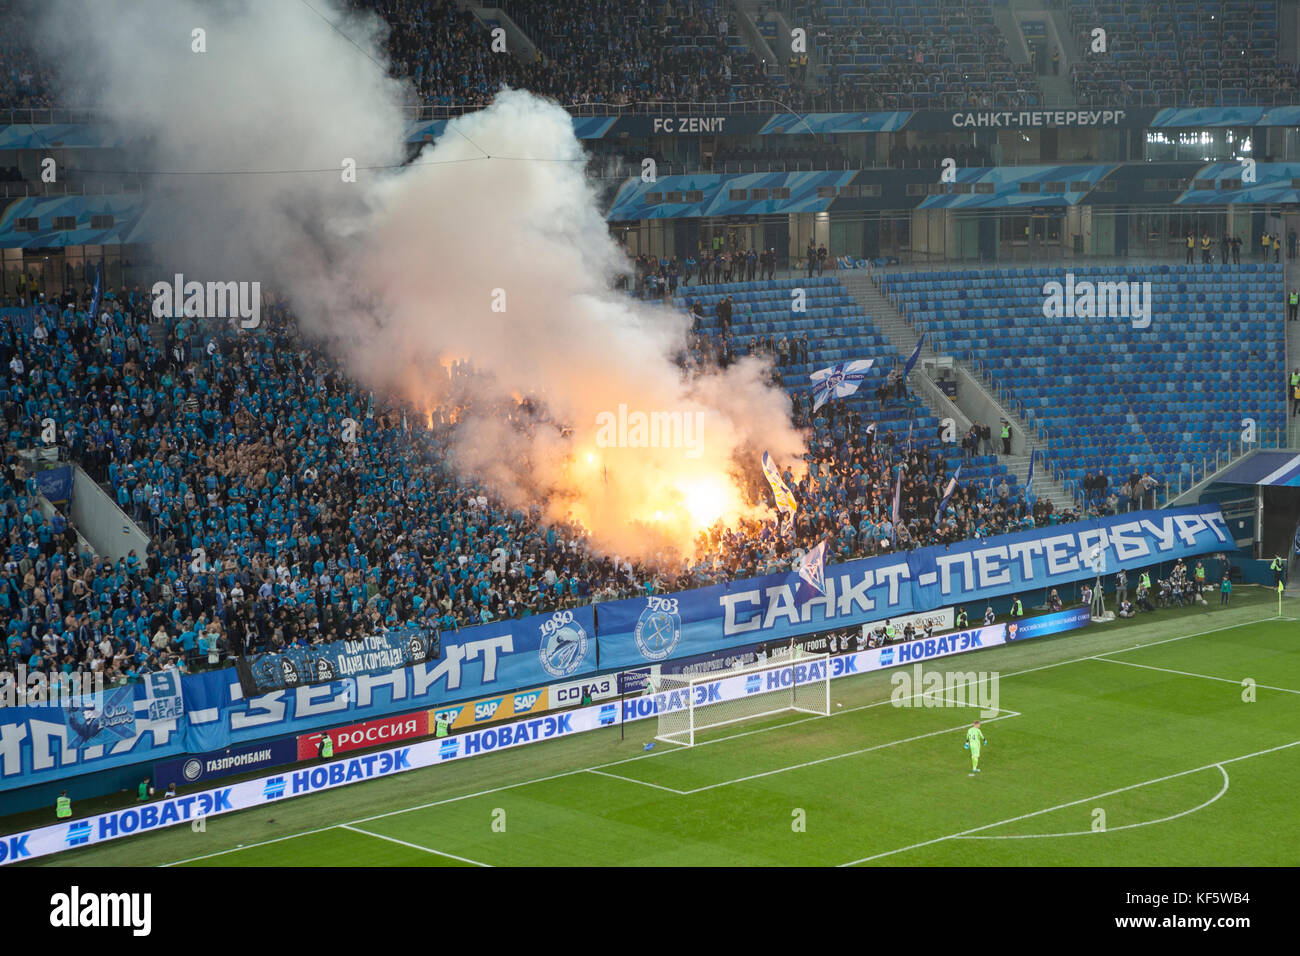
[1063,0,1299,107]
[0,1,55,112]
[799,1,1039,111]
[0,253,1092,695]
[364,0,792,111]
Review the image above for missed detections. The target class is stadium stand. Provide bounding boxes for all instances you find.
[879,262,1287,506]
[1,264,1065,692]
[365,0,793,110]
[672,274,1050,554]
[793,0,1041,110]
[1064,0,1299,106]
[0,1,55,111]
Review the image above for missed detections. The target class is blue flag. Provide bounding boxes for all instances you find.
[88,261,103,320]
[936,465,963,522]
[903,334,925,377]
[891,467,903,541]
[1025,450,1036,503]
[809,358,874,412]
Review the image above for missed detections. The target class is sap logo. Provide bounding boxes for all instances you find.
[0,833,31,861]
[439,739,459,760]
[65,822,92,847]
[263,777,286,800]
[598,704,617,726]
[879,647,895,666]
[745,674,762,695]
[512,692,541,714]
[474,698,504,722]
[435,705,465,725]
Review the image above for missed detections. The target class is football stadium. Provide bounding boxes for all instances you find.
[0,0,1298,902]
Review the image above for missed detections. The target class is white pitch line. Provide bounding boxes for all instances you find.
[680,710,1021,795]
[958,765,1231,840]
[838,738,1300,866]
[161,615,1273,867]
[1092,657,1300,695]
[339,824,492,867]
[585,769,690,794]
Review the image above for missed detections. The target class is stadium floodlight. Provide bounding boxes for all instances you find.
[653,647,831,748]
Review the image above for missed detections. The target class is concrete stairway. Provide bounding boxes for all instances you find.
[838,270,1079,512]
[1000,453,1076,514]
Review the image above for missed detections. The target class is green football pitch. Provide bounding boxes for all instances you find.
[26,594,1300,867]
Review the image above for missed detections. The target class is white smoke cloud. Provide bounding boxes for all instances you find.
[36,0,806,560]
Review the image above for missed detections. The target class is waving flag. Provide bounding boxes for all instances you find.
[809,359,874,411]
[905,420,914,454]
[1025,449,1037,502]
[936,465,962,521]
[796,538,827,597]
[903,334,925,377]
[1294,522,1300,557]
[891,467,903,541]
[89,261,103,320]
[761,451,798,514]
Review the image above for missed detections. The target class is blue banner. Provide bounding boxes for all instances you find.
[153,738,298,787]
[1006,606,1091,642]
[233,627,439,695]
[182,606,598,757]
[0,508,1221,790]
[62,686,138,751]
[596,505,1228,667]
[34,466,73,505]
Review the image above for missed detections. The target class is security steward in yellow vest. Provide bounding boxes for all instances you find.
[1288,289,1298,322]
[318,732,334,760]
[56,791,72,818]
[1200,234,1211,263]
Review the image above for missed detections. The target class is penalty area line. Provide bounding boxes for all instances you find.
[1091,657,1300,695]
[957,764,1230,840]
[837,738,1300,865]
[339,824,492,867]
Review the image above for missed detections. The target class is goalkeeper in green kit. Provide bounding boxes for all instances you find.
[964,720,986,775]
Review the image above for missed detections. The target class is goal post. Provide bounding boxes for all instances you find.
[654,648,831,748]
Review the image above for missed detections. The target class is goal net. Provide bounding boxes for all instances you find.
[653,647,831,748]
